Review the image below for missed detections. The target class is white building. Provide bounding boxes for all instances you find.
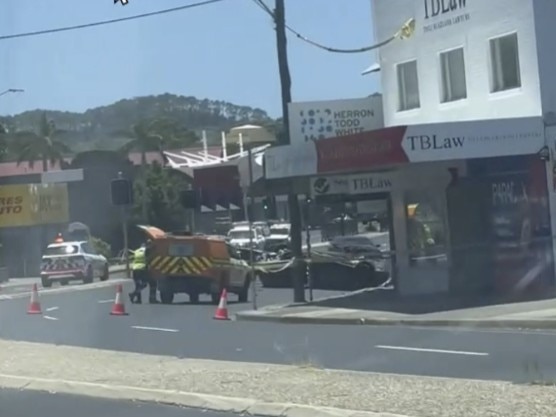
[371,0,556,126]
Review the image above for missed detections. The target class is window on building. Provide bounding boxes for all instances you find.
[397,60,420,111]
[440,48,467,102]
[490,33,521,92]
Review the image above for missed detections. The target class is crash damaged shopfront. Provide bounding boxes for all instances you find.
[265,116,554,297]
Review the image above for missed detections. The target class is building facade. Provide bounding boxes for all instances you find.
[372,0,556,126]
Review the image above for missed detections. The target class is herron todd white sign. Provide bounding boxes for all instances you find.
[287,96,384,145]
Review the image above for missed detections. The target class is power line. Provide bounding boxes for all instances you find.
[250,0,413,54]
[0,0,226,41]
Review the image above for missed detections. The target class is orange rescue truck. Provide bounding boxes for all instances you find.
[138,226,252,304]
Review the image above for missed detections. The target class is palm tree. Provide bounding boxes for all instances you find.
[118,118,196,222]
[0,123,8,160]
[9,112,71,172]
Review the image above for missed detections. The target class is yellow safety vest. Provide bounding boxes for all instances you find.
[132,247,146,270]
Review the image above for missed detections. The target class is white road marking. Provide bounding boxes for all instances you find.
[131,326,179,333]
[375,345,489,356]
[43,315,59,321]
[98,299,114,304]
[400,325,556,337]
[45,306,59,312]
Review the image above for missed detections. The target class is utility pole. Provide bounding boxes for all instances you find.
[275,0,305,302]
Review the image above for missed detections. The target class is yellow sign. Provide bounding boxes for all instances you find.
[0,184,69,228]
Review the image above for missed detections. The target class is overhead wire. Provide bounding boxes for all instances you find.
[0,0,226,41]
[249,0,415,54]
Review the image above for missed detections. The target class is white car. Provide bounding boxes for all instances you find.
[40,240,109,287]
[227,226,265,250]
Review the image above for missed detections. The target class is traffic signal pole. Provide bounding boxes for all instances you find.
[275,0,305,303]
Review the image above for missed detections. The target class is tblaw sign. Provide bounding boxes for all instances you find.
[422,0,470,33]
[402,117,545,163]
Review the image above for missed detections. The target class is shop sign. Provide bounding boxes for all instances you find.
[0,183,69,228]
[264,142,317,180]
[401,117,545,163]
[264,116,546,180]
[311,172,395,196]
[288,96,383,144]
[317,126,408,174]
[423,0,471,34]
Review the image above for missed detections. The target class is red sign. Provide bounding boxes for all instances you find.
[316,126,408,174]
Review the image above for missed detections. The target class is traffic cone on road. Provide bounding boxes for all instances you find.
[213,288,230,321]
[110,284,128,316]
[27,284,42,315]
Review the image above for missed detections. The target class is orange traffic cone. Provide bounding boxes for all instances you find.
[27,284,42,315]
[110,284,128,316]
[213,288,230,320]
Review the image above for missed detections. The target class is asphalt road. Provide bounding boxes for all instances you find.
[0,388,237,417]
[0,274,555,383]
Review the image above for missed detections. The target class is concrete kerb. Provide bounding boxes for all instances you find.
[258,285,394,313]
[0,373,414,417]
[108,264,127,273]
[234,311,556,330]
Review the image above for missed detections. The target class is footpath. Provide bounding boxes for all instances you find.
[0,339,554,417]
[236,288,556,330]
[0,264,128,299]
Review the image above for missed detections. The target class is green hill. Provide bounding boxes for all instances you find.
[0,94,274,152]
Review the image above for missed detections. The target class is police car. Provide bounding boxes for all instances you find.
[40,234,109,287]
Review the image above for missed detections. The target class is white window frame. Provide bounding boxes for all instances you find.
[439,47,467,103]
[396,60,420,112]
[489,32,521,93]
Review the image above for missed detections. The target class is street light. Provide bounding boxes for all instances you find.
[0,88,24,97]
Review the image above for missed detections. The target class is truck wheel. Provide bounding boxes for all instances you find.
[41,277,52,288]
[160,291,174,304]
[83,266,93,284]
[189,293,200,304]
[238,276,251,303]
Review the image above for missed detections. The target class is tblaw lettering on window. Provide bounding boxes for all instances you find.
[288,96,384,144]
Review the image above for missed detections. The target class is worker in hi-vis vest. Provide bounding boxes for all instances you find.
[129,242,148,304]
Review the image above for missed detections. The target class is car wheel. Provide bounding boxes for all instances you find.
[83,266,93,284]
[238,275,251,303]
[100,264,109,281]
[160,291,174,304]
[41,276,52,288]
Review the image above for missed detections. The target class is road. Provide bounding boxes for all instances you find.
[0,388,237,417]
[0,273,555,383]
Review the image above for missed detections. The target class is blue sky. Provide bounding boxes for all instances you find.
[0,0,379,118]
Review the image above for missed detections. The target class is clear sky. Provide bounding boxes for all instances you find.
[0,0,380,119]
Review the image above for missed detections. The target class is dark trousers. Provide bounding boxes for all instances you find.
[130,269,158,304]
[130,269,147,304]
[147,276,158,302]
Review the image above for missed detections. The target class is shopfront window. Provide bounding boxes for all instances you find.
[405,190,448,265]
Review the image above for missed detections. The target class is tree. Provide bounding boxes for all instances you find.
[118,118,197,221]
[131,162,189,232]
[8,112,71,172]
[0,124,8,160]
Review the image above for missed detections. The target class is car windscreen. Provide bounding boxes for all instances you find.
[43,245,79,256]
[228,230,253,240]
[270,227,290,236]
